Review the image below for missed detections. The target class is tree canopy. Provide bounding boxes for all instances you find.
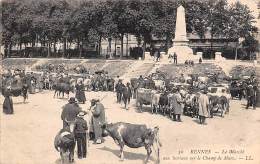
[1,0,258,58]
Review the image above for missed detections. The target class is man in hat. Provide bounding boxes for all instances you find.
[115,79,125,103]
[89,99,106,144]
[61,97,86,128]
[246,85,256,110]
[171,88,183,122]
[198,88,210,125]
[114,75,120,91]
[122,82,132,109]
[173,52,177,64]
[74,111,88,159]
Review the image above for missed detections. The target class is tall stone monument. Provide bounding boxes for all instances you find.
[168,5,197,62]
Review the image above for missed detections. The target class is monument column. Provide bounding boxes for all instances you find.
[167,5,197,62]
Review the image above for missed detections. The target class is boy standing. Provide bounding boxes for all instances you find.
[74,112,88,159]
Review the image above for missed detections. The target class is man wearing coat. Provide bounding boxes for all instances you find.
[170,88,183,122]
[115,80,125,103]
[122,82,132,109]
[198,89,210,125]
[61,97,85,128]
[90,99,106,144]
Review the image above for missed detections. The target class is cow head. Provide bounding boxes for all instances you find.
[101,123,112,137]
[64,118,76,133]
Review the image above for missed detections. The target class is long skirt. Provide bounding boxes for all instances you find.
[3,97,14,114]
[75,90,86,103]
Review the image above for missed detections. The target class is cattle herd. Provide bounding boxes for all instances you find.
[1,67,258,118]
[1,64,258,164]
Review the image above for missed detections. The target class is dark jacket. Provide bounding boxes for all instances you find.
[123,86,132,98]
[115,83,125,93]
[75,117,88,134]
[61,103,82,121]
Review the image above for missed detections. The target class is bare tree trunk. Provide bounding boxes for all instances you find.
[126,34,129,57]
[210,33,213,59]
[8,42,12,58]
[47,42,51,58]
[142,41,146,60]
[63,38,66,58]
[120,33,124,59]
[114,38,117,57]
[98,36,102,56]
[108,37,112,53]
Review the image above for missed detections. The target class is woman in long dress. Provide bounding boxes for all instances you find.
[75,80,86,104]
[3,88,14,114]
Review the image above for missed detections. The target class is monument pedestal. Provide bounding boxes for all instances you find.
[167,5,198,63]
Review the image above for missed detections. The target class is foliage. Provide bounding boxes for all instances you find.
[1,0,258,58]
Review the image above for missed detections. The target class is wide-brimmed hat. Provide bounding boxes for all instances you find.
[77,111,86,117]
[68,97,77,103]
[91,99,99,104]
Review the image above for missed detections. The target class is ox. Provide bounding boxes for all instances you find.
[136,88,159,113]
[208,95,229,117]
[54,120,76,163]
[2,77,28,103]
[153,80,165,90]
[102,122,162,163]
[53,81,74,98]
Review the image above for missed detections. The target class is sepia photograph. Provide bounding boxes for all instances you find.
[0,0,260,164]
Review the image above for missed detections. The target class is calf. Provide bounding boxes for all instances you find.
[54,128,75,163]
[102,122,162,163]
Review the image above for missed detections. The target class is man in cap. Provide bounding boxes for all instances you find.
[198,88,210,125]
[115,79,125,103]
[61,97,86,128]
[89,99,106,144]
[74,111,88,159]
[246,85,256,110]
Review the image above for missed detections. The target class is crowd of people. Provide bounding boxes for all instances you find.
[57,97,106,162]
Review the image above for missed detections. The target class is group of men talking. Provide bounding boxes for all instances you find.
[60,97,106,159]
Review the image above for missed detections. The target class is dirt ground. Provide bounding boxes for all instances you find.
[0,90,260,164]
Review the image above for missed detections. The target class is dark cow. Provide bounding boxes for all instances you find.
[2,77,28,103]
[102,122,162,163]
[136,88,154,112]
[209,95,229,117]
[53,82,74,98]
[54,120,76,163]
[158,92,168,115]
[183,93,199,118]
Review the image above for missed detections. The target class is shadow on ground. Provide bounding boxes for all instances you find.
[98,146,155,162]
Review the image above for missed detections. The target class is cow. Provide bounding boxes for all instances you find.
[183,93,199,118]
[54,120,76,163]
[208,95,229,117]
[102,122,162,163]
[154,80,165,90]
[159,92,168,115]
[151,92,161,114]
[83,78,92,91]
[2,77,28,103]
[53,82,74,98]
[136,88,155,112]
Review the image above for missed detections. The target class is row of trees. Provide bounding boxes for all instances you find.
[1,0,258,58]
